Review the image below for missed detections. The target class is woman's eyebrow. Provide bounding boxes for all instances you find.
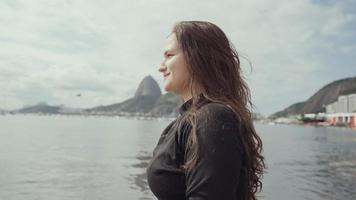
[164,47,180,56]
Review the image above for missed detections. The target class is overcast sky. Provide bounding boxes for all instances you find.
[0,0,355,115]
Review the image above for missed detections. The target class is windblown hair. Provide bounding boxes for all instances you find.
[172,21,265,200]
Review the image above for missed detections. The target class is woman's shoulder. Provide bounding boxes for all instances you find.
[195,102,243,151]
[198,102,236,119]
[196,102,240,129]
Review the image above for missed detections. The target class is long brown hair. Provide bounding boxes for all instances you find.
[172,21,265,200]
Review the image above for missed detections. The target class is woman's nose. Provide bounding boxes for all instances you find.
[158,63,166,72]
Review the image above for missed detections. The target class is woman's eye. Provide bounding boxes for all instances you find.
[167,54,173,57]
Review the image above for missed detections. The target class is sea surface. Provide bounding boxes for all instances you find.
[0,115,355,200]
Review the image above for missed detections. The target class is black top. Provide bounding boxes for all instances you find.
[146,95,247,200]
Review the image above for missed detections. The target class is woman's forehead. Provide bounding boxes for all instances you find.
[165,34,179,52]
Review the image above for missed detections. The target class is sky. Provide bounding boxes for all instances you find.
[0,0,355,116]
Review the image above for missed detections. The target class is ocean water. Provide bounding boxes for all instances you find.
[0,115,355,200]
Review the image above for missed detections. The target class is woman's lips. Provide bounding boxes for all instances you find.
[164,73,170,78]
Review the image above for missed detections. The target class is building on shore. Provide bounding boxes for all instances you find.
[348,94,356,113]
[325,93,356,128]
[327,113,356,128]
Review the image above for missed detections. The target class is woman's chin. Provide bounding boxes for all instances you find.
[163,83,172,92]
[164,88,172,93]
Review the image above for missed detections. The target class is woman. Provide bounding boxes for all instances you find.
[146,21,265,200]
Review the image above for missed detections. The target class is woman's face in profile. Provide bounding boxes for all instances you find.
[159,33,190,96]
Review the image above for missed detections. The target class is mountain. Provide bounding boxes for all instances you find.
[134,75,162,98]
[270,76,356,119]
[17,102,85,114]
[0,108,9,114]
[151,93,182,116]
[88,95,160,114]
[13,75,182,117]
[87,75,181,116]
[18,102,61,114]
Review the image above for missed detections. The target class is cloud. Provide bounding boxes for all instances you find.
[0,0,355,115]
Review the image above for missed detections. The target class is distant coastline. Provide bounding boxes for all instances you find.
[2,76,356,130]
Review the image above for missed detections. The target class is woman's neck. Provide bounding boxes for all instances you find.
[180,85,205,103]
[181,93,192,103]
